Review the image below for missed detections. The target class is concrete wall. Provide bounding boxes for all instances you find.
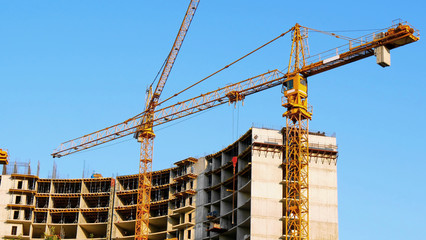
[0,175,12,237]
[0,175,23,238]
[250,128,282,240]
[309,134,339,240]
[194,157,208,239]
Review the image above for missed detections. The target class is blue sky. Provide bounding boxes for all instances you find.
[0,0,425,239]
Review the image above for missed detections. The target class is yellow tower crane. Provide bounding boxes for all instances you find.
[282,24,312,240]
[52,19,419,240]
[0,148,9,165]
[133,1,200,239]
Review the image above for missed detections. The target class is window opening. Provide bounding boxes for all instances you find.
[11,226,17,235]
[283,79,294,91]
[26,195,33,205]
[13,211,19,219]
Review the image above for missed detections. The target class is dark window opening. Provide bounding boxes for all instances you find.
[11,226,17,235]
[37,182,51,193]
[17,181,23,189]
[13,211,19,219]
[28,180,35,190]
[187,229,191,239]
[15,196,21,204]
[24,209,32,221]
[26,196,33,205]
[283,80,294,91]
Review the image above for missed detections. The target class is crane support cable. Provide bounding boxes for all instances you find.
[319,28,384,33]
[131,27,292,120]
[303,25,387,43]
[302,25,359,42]
[156,27,294,107]
[150,57,168,88]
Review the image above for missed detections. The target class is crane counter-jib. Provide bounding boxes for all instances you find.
[301,22,419,77]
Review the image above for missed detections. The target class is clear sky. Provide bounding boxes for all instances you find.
[1,0,425,239]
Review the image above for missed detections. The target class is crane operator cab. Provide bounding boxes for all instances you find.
[282,74,312,120]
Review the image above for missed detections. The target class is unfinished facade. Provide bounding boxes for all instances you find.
[113,157,203,240]
[0,127,338,240]
[195,127,338,240]
[0,158,202,240]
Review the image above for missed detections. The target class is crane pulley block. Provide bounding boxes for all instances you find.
[226,91,245,104]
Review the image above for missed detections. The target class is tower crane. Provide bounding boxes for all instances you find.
[52,18,419,240]
[0,148,9,165]
[134,1,200,239]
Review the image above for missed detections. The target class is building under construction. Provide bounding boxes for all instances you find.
[0,127,338,240]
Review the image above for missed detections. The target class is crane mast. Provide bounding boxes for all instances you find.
[51,20,419,240]
[282,24,311,240]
